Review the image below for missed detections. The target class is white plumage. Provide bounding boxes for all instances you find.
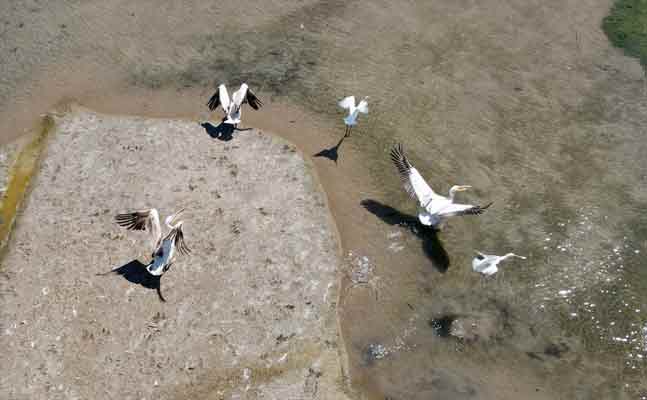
[472,251,526,276]
[338,95,368,136]
[115,208,190,276]
[390,144,492,228]
[206,83,263,126]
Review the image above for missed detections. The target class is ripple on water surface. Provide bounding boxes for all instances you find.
[531,207,646,390]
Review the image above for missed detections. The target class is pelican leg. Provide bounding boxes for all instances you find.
[163,262,173,273]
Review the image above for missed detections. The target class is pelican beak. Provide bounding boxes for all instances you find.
[173,208,186,221]
[458,185,472,191]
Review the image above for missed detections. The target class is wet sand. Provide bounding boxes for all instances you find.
[2,0,647,399]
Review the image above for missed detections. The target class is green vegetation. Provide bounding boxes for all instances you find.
[0,116,52,259]
[603,0,647,67]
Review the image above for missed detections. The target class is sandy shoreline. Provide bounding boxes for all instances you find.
[0,53,640,400]
[2,0,647,398]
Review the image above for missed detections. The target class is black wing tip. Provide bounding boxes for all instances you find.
[247,90,263,110]
[389,143,406,161]
[115,222,143,230]
[114,211,147,230]
[473,201,494,215]
[114,213,133,223]
[390,143,411,177]
[173,226,191,256]
[206,91,220,111]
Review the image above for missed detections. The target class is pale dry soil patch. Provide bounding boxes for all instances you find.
[0,108,351,400]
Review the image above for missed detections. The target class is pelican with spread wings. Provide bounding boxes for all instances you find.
[390,144,492,228]
[206,83,263,127]
[115,208,190,276]
[472,251,526,276]
[338,95,368,137]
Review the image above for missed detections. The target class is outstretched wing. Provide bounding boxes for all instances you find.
[244,88,263,110]
[165,224,191,256]
[115,208,161,250]
[338,96,355,110]
[115,209,158,231]
[207,84,230,111]
[390,144,439,207]
[437,202,493,218]
[231,84,247,107]
[356,99,369,114]
[206,91,221,111]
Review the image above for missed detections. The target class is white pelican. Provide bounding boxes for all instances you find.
[115,208,190,276]
[472,251,526,276]
[206,83,263,127]
[390,144,492,228]
[338,95,368,137]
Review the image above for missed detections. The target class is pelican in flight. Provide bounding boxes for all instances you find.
[472,251,526,276]
[338,95,368,137]
[115,208,190,276]
[206,83,263,127]
[390,144,492,228]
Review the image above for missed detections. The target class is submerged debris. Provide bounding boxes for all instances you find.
[430,315,457,338]
[364,343,388,363]
[348,252,373,284]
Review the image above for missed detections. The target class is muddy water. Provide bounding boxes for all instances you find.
[2,0,647,399]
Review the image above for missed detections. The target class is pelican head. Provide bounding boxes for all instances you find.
[453,185,472,192]
[504,253,526,260]
[448,185,471,200]
[165,208,185,228]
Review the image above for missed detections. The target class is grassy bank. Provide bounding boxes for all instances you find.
[603,0,647,68]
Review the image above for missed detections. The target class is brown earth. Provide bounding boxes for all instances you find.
[1,0,647,399]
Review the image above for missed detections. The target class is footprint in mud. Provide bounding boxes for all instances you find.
[231,220,242,235]
[304,367,322,397]
[526,342,570,361]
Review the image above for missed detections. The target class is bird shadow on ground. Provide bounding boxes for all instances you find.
[201,122,253,142]
[96,259,167,302]
[314,134,346,164]
[360,199,450,273]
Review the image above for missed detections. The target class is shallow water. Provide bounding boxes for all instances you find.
[1,0,647,398]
